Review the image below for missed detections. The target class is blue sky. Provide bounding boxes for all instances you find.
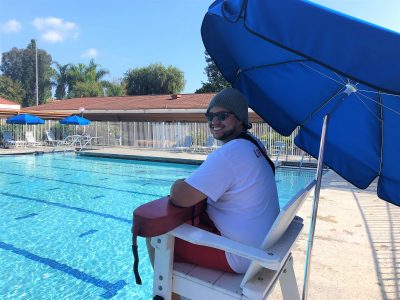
[1,0,399,94]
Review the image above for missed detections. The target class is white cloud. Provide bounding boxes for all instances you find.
[32,17,78,43]
[1,19,22,33]
[81,48,99,58]
[42,31,64,43]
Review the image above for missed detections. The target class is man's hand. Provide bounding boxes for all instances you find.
[169,179,207,207]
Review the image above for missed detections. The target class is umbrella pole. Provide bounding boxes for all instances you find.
[25,125,27,148]
[302,114,329,300]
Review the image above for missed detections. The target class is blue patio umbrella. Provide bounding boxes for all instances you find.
[6,114,45,146]
[6,113,45,124]
[59,115,91,125]
[201,0,400,297]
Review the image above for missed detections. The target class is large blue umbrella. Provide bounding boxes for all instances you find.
[6,113,45,124]
[59,115,91,125]
[202,0,400,297]
[6,114,45,146]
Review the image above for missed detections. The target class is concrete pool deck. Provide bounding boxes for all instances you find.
[1,146,399,299]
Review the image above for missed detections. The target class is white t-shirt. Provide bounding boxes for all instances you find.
[185,137,280,273]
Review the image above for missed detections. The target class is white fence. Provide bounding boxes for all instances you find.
[0,119,311,161]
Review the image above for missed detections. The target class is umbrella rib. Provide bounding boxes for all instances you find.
[334,71,348,85]
[238,59,309,74]
[357,91,400,117]
[357,89,400,97]
[300,86,345,126]
[237,59,349,91]
[299,62,347,86]
[354,93,382,121]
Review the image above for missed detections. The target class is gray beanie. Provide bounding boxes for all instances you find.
[207,88,251,129]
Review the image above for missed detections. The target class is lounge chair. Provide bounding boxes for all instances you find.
[44,130,68,147]
[150,180,316,300]
[1,131,26,148]
[197,136,219,153]
[26,131,45,147]
[173,136,193,152]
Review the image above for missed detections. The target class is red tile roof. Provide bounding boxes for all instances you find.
[21,93,264,122]
[25,93,216,111]
[0,97,19,105]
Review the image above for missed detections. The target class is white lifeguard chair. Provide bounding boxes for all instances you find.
[150,180,316,300]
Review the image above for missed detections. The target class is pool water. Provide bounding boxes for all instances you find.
[0,153,315,299]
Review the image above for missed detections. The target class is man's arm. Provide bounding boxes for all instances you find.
[169,179,207,207]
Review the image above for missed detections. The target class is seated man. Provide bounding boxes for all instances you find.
[148,88,279,275]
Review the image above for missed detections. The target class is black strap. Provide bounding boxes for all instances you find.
[237,132,275,174]
[132,227,142,285]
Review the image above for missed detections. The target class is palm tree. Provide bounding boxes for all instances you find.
[66,63,87,93]
[86,59,109,83]
[67,60,110,97]
[52,62,71,99]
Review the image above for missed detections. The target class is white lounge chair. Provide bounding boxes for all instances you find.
[197,136,219,153]
[1,131,26,148]
[25,131,45,147]
[44,130,68,146]
[150,179,316,300]
[173,136,193,152]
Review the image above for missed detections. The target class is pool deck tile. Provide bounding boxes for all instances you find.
[1,146,399,299]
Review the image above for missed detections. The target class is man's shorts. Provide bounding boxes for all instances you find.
[174,211,235,273]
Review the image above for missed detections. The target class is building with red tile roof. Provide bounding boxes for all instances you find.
[0,97,20,110]
[0,97,69,119]
[23,93,263,122]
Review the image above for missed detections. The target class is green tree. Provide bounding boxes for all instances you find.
[65,63,86,94]
[0,39,52,106]
[0,75,26,104]
[86,59,109,83]
[71,81,103,98]
[124,63,185,95]
[66,59,109,97]
[195,51,230,93]
[103,80,126,97]
[52,62,71,99]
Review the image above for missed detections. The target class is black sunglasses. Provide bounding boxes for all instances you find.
[204,111,233,122]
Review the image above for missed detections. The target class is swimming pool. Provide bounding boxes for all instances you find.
[0,153,315,299]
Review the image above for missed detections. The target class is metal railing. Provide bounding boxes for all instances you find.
[0,119,314,162]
